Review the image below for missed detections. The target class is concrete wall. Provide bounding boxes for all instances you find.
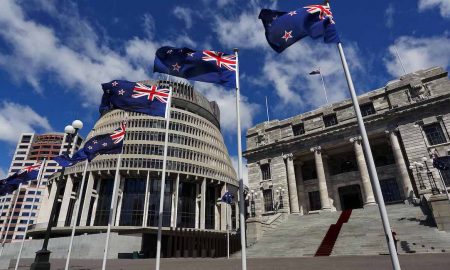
[0,233,141,270]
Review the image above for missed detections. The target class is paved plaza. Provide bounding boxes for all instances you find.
[8,254,450,270]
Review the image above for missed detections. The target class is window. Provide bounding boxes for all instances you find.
[423,123,447,146]
[360,103,376,117]
[263,189,274,212]
[15,235,24,240]
[261,164,271,180]
[292,123,305,136]
[308,191,321,211]
[323,114,338,127]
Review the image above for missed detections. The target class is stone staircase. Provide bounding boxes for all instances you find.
[240,204,450,258]
[333,204,450,256]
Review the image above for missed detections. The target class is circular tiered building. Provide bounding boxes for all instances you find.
[42,80,239,234]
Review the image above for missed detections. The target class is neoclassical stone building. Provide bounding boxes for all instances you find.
[244,67,450,217]
[36,79,239,234]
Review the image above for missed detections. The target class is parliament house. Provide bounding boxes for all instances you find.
[245,67,450,218]
[34,80,239,237]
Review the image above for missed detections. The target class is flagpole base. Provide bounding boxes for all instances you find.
[30,249,51,270]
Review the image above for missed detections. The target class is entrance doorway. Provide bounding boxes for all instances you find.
[339,185,363,210]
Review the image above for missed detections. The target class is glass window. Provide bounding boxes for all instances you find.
[261,164,271,180]
[292,123,305,136]
[94,179,114,226]
[323,114,338,127]
[177,182,196,228]
[205,186,216,230]
[423,123,447,146]
[360,103,376,117]
[147,179,173,227]
[263,189,273,212]
[119,179,146,226]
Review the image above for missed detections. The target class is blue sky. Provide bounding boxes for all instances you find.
[0,0,449,180]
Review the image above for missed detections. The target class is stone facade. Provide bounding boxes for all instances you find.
[245,67,450,219]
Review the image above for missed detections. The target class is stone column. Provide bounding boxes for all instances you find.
[142,172,151,227]
[200,178,206,229]
[79,172,94,226]
[351,136,376,205]
[195,183,200,229]
[388,130,415,200]
[310,146,331,210]
[294,162,306,215]
[57,175,74,227]
[322,156,336,210]
[171,174,180,228]
[220,184,227,230]
[214,186,220,230]
[283,153,300,214]
[114,177,125,226]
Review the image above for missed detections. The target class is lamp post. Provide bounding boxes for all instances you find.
[276,188,285,210]
[250,190,256,217]
[411,162,426,190]
[422,157,440,195]
[31,120,83,270]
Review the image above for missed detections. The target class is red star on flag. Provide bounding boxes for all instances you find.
[112,81,118,87]
[282,30,293,42]
[172,63,181,72]
[288,11,297,16]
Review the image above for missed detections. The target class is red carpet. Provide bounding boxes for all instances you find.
[314,209,352,256]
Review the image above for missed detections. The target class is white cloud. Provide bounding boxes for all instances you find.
[0,102,52,144]
[173,7,194,29]
[230,156,248,185]
[213,9,268,50]
[0,0,152,105]
[384,35,450,77]
[0,167,6,179]
[385,4,395,28]
[194,82,260,134]
[418,0,450,18]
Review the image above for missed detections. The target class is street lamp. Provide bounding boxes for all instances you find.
[276,188,285,210]
[422,157,440,195]
[410,162,426,190]
[31,120,83,270]
[250,190,256,217]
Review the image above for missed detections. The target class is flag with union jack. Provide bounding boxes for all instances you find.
[259,3,340,53]
[0,163,42,196]
[153,46,236,88]
[55,122,127,165]
[100,80,168,117]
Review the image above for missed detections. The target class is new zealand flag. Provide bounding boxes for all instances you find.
[221,191,234,204]
[259,3,340,53]
[0,164,41,196]
[100,80,169,117]
[153,46,236,88]
[55,122,126,165]
[433,156,450,171]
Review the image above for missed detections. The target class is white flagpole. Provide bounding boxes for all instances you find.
[15,160,46,270]
[337,42,401,270]
[0,184,23,256]
[265,96,270,122]
[226,202,230,259]
[64,160,89,270]
[102,116,128,270]
[155,85,173,270]
[234,48,247,270]
[318,68,329,104]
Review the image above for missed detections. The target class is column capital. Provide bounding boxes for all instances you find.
[310,146,321,153]
[283,153,293,160]
[349,136,362,143]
